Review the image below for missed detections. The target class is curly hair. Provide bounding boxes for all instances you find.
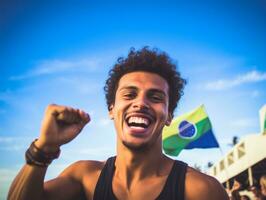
[104,47,186,116]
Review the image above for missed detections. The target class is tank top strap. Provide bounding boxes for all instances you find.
[93,156,117,200]
[156,160,188,200]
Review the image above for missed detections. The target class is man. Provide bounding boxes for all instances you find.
[8,47,229,200]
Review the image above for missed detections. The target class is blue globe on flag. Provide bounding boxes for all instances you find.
[178,120,197,139]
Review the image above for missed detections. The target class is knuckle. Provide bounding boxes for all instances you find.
[46,104,56,113]
[47,103,56,109]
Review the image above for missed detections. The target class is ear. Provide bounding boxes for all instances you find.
[165,113,173,126]
[108,105,114,120]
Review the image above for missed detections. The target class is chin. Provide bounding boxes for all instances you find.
[122,140,151,152]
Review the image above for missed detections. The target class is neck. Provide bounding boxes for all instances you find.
[115,138,172,190]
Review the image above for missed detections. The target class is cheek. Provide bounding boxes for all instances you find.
[156,105,169,121]
[112,102,128,120]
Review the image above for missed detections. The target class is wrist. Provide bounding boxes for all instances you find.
[35,139,60,154]
[25,139,61,167]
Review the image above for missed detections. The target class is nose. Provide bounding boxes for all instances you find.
[132,95,150,110]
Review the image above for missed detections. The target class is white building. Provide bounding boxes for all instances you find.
[208,105,266,189]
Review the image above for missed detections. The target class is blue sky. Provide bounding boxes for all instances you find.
[0,0,266,199]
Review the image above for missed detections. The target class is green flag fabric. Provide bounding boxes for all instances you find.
[163,105,219,156]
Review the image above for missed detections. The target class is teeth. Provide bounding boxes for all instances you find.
[128,117,149,125]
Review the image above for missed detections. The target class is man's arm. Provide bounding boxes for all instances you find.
[8,164,84,200]
[185,167,229,200]
[7,104,90,200]
[43,161,88,200]
[8,164,47,200]
[43,160,104,200]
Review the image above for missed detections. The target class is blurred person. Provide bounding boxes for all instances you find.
[260,175,266,199]
[230,179,242,200]
[240,195,251,200]
[8,47,229,200]
[250,185,264,200]
[231,190,241,200]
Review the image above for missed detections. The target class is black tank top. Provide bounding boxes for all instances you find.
[93,157,187,200]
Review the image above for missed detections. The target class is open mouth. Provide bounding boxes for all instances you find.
[126,116,152,130]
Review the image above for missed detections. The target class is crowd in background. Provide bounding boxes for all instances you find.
[229,175,266,200]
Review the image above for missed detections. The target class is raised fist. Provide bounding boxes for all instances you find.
[35,104,90,153]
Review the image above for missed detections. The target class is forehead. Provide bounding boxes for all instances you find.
[117,71,169,93]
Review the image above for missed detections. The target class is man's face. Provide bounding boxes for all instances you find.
[109,71,172,151]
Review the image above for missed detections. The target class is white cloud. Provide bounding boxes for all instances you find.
[0,136,29,143]
[56,77,102,95]
[0,144,27,151]
[204,70,266,90]
[0,137,16,143]
[0,137,30,151]
[9,58,102,80]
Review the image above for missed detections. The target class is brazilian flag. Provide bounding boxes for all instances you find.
[163,105,219,156]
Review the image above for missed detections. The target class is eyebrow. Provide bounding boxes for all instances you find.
[119,86,167,96]
[119,86,138,91]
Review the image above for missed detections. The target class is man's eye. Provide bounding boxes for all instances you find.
[123,93,136,99]
[151,95,164,102]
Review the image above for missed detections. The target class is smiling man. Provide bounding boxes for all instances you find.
[8,47,229,200]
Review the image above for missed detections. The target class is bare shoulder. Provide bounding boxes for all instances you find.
[59,159,105,179]
[44,160,105,200]
[185,167,229,200]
